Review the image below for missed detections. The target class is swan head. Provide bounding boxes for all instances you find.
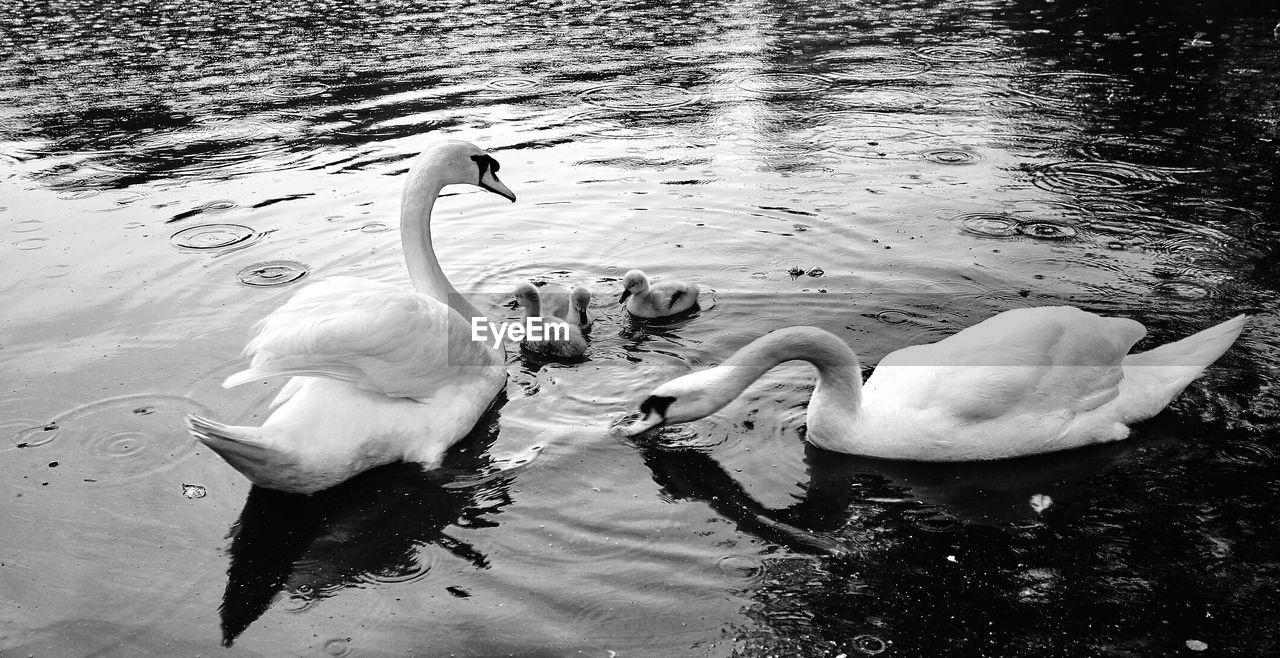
[618,269,649,304]
[419,140,516,202]
[623,369,725,436]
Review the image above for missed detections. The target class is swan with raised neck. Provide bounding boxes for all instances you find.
[401,141,514,319]
[626,308,1248,461]
[186,140,516,493]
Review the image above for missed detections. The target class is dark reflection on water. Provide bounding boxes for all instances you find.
[640,416,1280,656]
[219,405,512,646]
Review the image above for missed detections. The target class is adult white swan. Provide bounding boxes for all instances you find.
[187,141,515,493]
[625,306,1248,461]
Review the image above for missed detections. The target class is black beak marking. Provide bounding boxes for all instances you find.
[470,154,501,182]
[619,289,632,304]
[639,395,675,419]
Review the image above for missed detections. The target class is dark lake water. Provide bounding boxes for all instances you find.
[3,0,1280,655]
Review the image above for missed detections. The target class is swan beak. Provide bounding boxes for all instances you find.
[480,172,517,202]
[619,289,632,304]
[623,410,664,436]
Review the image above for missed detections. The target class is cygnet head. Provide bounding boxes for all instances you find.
[414,140,516,202]
[513,281,541,315]
[623,369,725,436]
[571,286,591,325]
[619,270,649,304]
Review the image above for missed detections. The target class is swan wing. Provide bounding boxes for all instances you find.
[653,280,697,312]
[225,277,497,399]
[871,306,1145,422]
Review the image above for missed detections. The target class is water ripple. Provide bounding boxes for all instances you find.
[14,236,49,250]
[237,260,310,287]
[580,83,698,112]
[956,213,1021,237]
[1031,161,1177,196]
[833,88,941,112]
[1151,280,1212,300]
[920,147,982,165]
[10,219,44,233]
[851,634,889,655]
[822,54,930,81]
[807,114,941,159]
[563,109,685,141]
[169,223,261,252]
[13,393,209,484]
[952,213,1081,241]
[735,72,833,96]
[1017,221,1078,240]
[264,81,332,99]
[716,554,766,581]
[916,44,1017,63]
[1214,440,1277,466]
[485,77,539,90]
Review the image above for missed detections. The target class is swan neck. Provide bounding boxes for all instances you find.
[400,173,484,321]
[722,328,864,408]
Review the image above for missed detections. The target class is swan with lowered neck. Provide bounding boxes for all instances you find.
[186,140,515,493]
[625,307,1248,461]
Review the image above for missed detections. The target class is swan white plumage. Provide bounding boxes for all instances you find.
[625,306,1248,461]
[513,282,589,359]
[186,140,515,493]
[619,269,699,318]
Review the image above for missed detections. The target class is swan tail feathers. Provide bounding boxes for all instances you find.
[1119,314,1248,420]
[186,414,274,478]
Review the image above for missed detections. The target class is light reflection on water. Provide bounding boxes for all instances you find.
[2,0,1280,655]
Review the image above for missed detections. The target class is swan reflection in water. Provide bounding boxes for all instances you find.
[218,404,520,646]
[637,427,1140,554]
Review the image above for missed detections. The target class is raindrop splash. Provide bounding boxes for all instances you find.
[1016,222,1078,240]
[236,260,309,287]
[580,84,697,112]
[170,224,260,252]
[735,72,832,95]
[920,147,982,165]
[1031,161,1176,196]
[956,213,1021,237]
[916,44,1016,63]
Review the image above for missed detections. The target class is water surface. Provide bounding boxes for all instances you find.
[3,0,1280,655]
